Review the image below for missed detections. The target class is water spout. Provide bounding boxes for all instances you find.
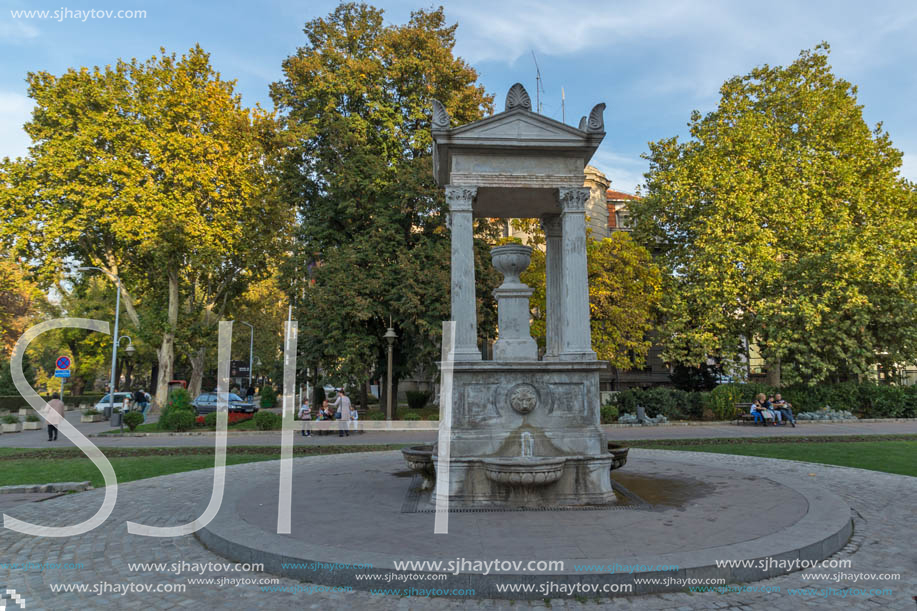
[521,432,534,457]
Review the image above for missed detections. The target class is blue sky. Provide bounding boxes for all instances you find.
[1,0,916,192]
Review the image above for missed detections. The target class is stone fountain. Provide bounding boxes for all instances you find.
[403,83,619,508]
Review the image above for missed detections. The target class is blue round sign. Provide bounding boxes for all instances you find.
[56,356,71,370]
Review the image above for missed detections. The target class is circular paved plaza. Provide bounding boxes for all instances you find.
[0,449,914,610]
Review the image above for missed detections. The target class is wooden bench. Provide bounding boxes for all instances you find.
[734,402,759,425]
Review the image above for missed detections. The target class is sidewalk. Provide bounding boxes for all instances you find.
[0,416,913,449]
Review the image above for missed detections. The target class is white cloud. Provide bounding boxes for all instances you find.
[590,148,648,194]
[0,92,33,160]
[0,19,39,42]
[449,0,700,64]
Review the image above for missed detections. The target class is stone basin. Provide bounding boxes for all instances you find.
[401,445,436,490]
[481,457,565,487]
[608,443,629,471]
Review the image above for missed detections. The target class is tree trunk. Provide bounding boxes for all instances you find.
[154,269,180,410]
[360,378,368,411]
[123,360,134,390]
[188,346,205,398]
[765,356,781,388]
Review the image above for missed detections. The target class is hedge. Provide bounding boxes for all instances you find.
[0,394,105,411]
[606,382,917,421]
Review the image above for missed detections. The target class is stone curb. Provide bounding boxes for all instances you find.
[0,481,92,494]
[195,449,854,600]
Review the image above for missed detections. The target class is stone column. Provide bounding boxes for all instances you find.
[558,187,596,360]
[445,186,481,361]
[541,214,563,359]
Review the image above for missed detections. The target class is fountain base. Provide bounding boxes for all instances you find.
[431,454,616,508]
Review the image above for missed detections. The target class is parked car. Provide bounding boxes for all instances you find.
[191,392,258,415]
[94,392,135,413]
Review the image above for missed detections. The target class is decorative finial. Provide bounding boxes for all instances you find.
[431,99,450,129]
[505,83,532,112]
[586,103,605,133]
[577,116,587,130]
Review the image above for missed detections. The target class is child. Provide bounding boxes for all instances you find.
[350,407,359,434]
[298,399,311,437]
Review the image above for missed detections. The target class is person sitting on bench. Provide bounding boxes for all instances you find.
[751,394,776,426]
[772,393,796,427]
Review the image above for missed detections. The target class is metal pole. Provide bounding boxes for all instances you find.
[60,377,64,402]
[248,326,254,392]
[386,343,393,421]
[109,277,121,430]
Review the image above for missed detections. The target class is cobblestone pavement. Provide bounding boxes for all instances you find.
[0,450,913,610]
[1,416,914,448]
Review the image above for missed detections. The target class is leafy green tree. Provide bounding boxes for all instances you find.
[272,3,497,413]
[0,253,46,356]
[632,44,917,385]
[0,46,288,407]
[517,225,662,369]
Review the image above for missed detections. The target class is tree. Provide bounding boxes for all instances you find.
[632,44,917,385]
[0,46,288,406]
[516,226,662,369]
[0,253,46,356]
[272,3,497,411]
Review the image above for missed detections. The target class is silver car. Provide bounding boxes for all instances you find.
[191,392,257,415]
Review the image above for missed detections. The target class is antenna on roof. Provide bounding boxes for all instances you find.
[561,87,565,124]
[531,51,544,114]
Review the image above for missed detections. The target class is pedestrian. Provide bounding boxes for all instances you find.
[133,388,148,413]
[298,398,312,437]
[246,386,255,402]
[47,397,65,441]
[331,388,351,437]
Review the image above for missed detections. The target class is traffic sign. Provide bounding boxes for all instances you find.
[54,369,71,378]
[56,356,71,370]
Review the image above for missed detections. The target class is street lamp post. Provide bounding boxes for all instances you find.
[239,321,254,393]
[383,324,397,420]
[78,266,122,424]
[115,335,135,433]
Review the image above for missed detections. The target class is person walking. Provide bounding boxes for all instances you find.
[47,397,65,441]
[133,388,148,413]
[332,388,351,437]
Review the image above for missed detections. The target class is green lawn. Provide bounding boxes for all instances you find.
[625,436,917,477]
[0,445,407,487]
[2,437,913,489]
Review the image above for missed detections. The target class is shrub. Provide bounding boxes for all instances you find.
[253,410,282,430]
[260,386,277,408]
[122,411,144,431]
[25,412,41,422]
[406,390,431,410]
[704,384,744,421]
[366,394,379,405]
[1,414,19,424]
[366,411,385,421]
[605,388,702,420]
[167,410,196,432]
[204,412,218,428]
[600,404,618,424]
[402,412,422,421]
[167,388,193,412]
[84,408,101,416]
